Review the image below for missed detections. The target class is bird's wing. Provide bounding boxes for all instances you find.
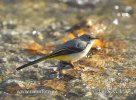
[57,38,87,51]
[47,47,82,58]
[47,39,87,58]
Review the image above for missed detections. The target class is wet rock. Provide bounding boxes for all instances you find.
[59,0,108,8]
[66,79,88,98]
[41,68,59,80]
[55,95,65,100]
[0,78,23,93]
[0,0,136,99]
[0,58,7,63]
[126,94,136,100]
[125,6,133,14]
[2,34,20,44]
[67,87,86,97]
[0,78,38,94]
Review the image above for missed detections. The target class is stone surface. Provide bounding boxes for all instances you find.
[0,0,135,100]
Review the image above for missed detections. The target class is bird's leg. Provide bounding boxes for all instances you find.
[69,62,78,70]
[69,62,74,69]
[60,61,78,70]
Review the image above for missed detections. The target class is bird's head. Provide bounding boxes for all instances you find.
[79,33,98,44]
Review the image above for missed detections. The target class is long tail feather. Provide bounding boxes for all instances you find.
[16,56,48,71]
[16,48,71,71]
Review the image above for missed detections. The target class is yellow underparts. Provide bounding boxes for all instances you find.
[47,55,73,62]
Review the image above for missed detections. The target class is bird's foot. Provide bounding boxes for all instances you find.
[70,63,83,71]
[59,61,83,71]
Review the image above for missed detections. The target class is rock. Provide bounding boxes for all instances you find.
[0,58,7,63]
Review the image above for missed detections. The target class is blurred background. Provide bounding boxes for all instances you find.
[0,0,136,100]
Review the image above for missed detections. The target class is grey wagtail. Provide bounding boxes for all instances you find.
[16,34,97,71]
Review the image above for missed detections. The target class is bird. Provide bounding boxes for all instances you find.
[16,34,98,71]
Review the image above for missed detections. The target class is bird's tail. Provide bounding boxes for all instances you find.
[16,55,49,71]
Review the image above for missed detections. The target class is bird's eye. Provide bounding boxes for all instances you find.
[87,36,91,40]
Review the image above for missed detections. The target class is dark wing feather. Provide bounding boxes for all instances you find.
[47,47,83,58]
[48,38,87,58]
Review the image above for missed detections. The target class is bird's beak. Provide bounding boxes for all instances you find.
[90,37,99,44]
[92,37,99,40]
